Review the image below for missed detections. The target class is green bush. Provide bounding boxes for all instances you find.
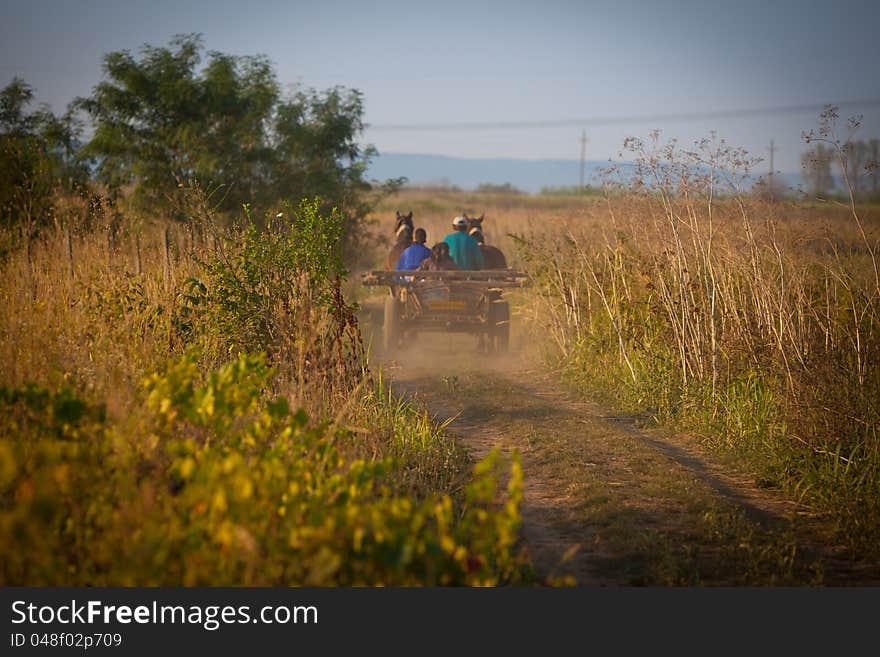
[0,352,527,585]
[181,199,364,409]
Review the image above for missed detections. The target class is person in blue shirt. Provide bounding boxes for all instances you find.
[395,227,432,270]
[443,216,483,270]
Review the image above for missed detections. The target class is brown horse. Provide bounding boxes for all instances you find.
[466,214,508,269]
[464,213,484,234]
[385,211,414,269]
[394,210,414,235]
[469,228,507,269]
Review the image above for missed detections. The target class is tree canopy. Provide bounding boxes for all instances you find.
[1,77,87,231]
[75,34,383,223]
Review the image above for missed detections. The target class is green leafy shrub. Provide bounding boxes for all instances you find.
[185,199,363,409]
[0,352,527,586]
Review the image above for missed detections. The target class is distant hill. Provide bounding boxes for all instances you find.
[367,153,609,194]
[367,152,807,195]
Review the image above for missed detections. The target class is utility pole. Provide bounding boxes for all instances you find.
[766,139,779,201]
[579,130,587,192]
[768,139,776,188]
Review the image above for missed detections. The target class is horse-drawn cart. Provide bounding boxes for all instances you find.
[361,269,528,354]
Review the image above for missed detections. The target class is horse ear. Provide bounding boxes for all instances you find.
[396,210,401,217]
[407,211,412,219]
[479,214,484,221]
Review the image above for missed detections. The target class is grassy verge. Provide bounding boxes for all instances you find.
[514,134,880,562]
[0,197,529,585]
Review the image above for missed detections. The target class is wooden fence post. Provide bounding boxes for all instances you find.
[66,228,74,282]
[186,222,195,262]
[24,222,36,301]
[134,232,143,276]
[106,227,113,267]
[163,227,172,292]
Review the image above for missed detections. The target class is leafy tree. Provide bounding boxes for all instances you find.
[75,33,388,248]
[76,36,276,210]
[0,78,86,232]
[800,143,835,197]
[476,182,524,195]
[841,140,870,198]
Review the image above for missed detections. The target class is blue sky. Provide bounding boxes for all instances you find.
[2,0,878,172]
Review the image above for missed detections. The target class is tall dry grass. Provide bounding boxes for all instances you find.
[367,187,606,270]
[514,131,880,554]
[3,191,368,413]
[0,190,530,585]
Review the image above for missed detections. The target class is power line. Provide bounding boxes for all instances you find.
[368,98,880,132]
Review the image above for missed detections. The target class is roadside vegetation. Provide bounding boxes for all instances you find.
[514,115,880,562]
[0,192,528,586]
[0,38,527,586]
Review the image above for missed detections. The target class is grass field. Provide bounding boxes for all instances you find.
[4,146,880,584]
[370,160,880,564]
[0,195,530,586]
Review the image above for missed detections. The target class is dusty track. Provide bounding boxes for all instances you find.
[366,315,880,585]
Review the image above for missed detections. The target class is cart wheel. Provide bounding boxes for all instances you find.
[488,300,510,354]
[384,295,402,353]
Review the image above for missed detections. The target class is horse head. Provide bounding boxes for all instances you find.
[395,210,414,237]
[466,214,484,233]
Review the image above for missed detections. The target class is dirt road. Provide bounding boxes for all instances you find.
[366,313,880,585]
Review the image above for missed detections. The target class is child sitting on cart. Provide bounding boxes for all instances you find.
[418,242,459,271]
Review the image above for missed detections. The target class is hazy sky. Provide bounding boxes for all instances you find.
[2,0,878,172]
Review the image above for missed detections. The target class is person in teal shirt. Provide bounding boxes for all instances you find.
[444,216,483,270]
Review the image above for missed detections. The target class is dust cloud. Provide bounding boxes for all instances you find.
[358,296,530,384]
